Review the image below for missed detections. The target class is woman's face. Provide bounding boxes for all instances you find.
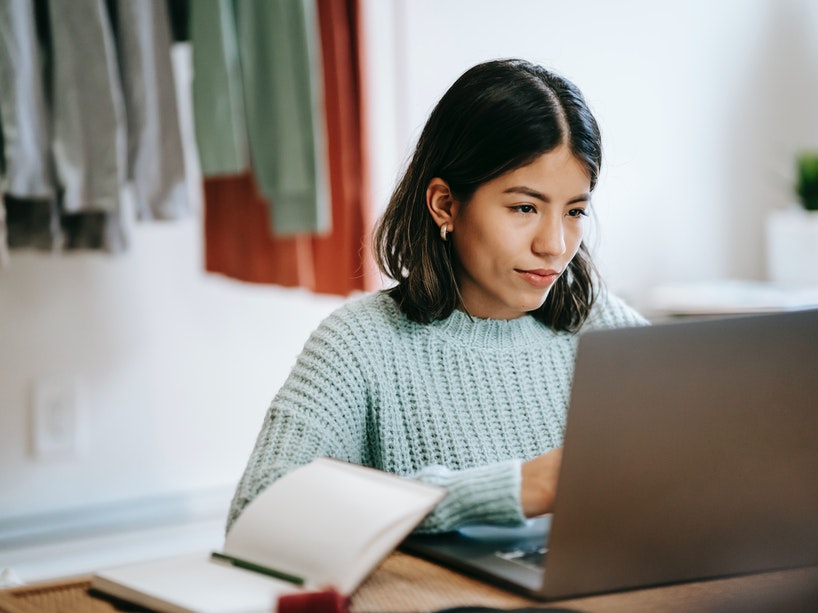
[449,145,591,320]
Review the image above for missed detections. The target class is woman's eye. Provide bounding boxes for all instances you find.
[512,204,536,214]
[568,208,588,218]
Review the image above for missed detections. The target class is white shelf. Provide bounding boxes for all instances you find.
[644,280,818,317]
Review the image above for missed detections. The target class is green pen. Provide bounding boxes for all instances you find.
[210,552,305,586]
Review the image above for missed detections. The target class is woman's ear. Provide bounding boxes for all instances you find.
[426,178,457,231]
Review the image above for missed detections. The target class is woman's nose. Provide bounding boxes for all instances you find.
[532,215,566,256]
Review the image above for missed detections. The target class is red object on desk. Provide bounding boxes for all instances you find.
[278,588,349,613]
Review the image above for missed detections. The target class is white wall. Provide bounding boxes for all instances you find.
[2,0,818,530]
[365,0,818,303]
[0,220,343,520]
[0,47,346,526]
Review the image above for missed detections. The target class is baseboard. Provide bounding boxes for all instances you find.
[0,484,234,549]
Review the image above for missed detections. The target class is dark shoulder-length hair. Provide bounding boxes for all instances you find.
[373,58,602,331]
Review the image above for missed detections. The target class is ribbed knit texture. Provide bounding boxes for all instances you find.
[228,290,648,533]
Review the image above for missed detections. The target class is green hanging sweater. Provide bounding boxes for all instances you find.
[228,290,648,533]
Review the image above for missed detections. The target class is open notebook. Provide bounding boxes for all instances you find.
[91,458,445,613]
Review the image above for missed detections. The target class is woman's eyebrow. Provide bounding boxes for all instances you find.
[503,186,549,202]
[503,186,590,204]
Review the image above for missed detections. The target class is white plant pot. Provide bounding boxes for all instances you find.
[765,205,818,286]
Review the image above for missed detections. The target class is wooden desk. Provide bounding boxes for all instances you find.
[1,552,817,612]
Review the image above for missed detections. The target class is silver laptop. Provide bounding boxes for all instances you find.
[402,308,818,601]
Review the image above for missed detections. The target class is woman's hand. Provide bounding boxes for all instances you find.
[520,447,563,517]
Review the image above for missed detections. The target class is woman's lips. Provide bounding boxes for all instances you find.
[516,268,560,288]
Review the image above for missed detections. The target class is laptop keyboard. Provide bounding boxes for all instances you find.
[495,544,548,571]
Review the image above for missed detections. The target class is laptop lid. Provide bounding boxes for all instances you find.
[402,308,818,601]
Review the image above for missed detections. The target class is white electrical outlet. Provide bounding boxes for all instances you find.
[30,377,82,459]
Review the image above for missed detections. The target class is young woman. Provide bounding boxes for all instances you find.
[228,59,647,534]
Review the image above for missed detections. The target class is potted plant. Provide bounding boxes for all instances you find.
[795,152,818,212]
[765,151,818,286]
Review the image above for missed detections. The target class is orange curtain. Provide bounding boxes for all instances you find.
[203,0,374,296]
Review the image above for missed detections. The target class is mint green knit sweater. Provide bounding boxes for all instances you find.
[228,290,647,533]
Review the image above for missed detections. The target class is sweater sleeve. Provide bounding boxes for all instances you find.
[409,460,527,533]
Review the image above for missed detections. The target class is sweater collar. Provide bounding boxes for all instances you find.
[376,291,565,348]
[431,307,560,348]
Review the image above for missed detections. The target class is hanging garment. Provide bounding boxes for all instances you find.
[310,0,370,294]
[189,0,249,176]
[0,0,189,255]
[0,189,8,268]
[233,0,330,236]
[166,0,189,43]
[201,0,370,296]
[109,0,188,220]
[44,0,128,251]
[0,0,56,199]
[1,0,68,251]
[3,189,57,252]
[47,0,126,216]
